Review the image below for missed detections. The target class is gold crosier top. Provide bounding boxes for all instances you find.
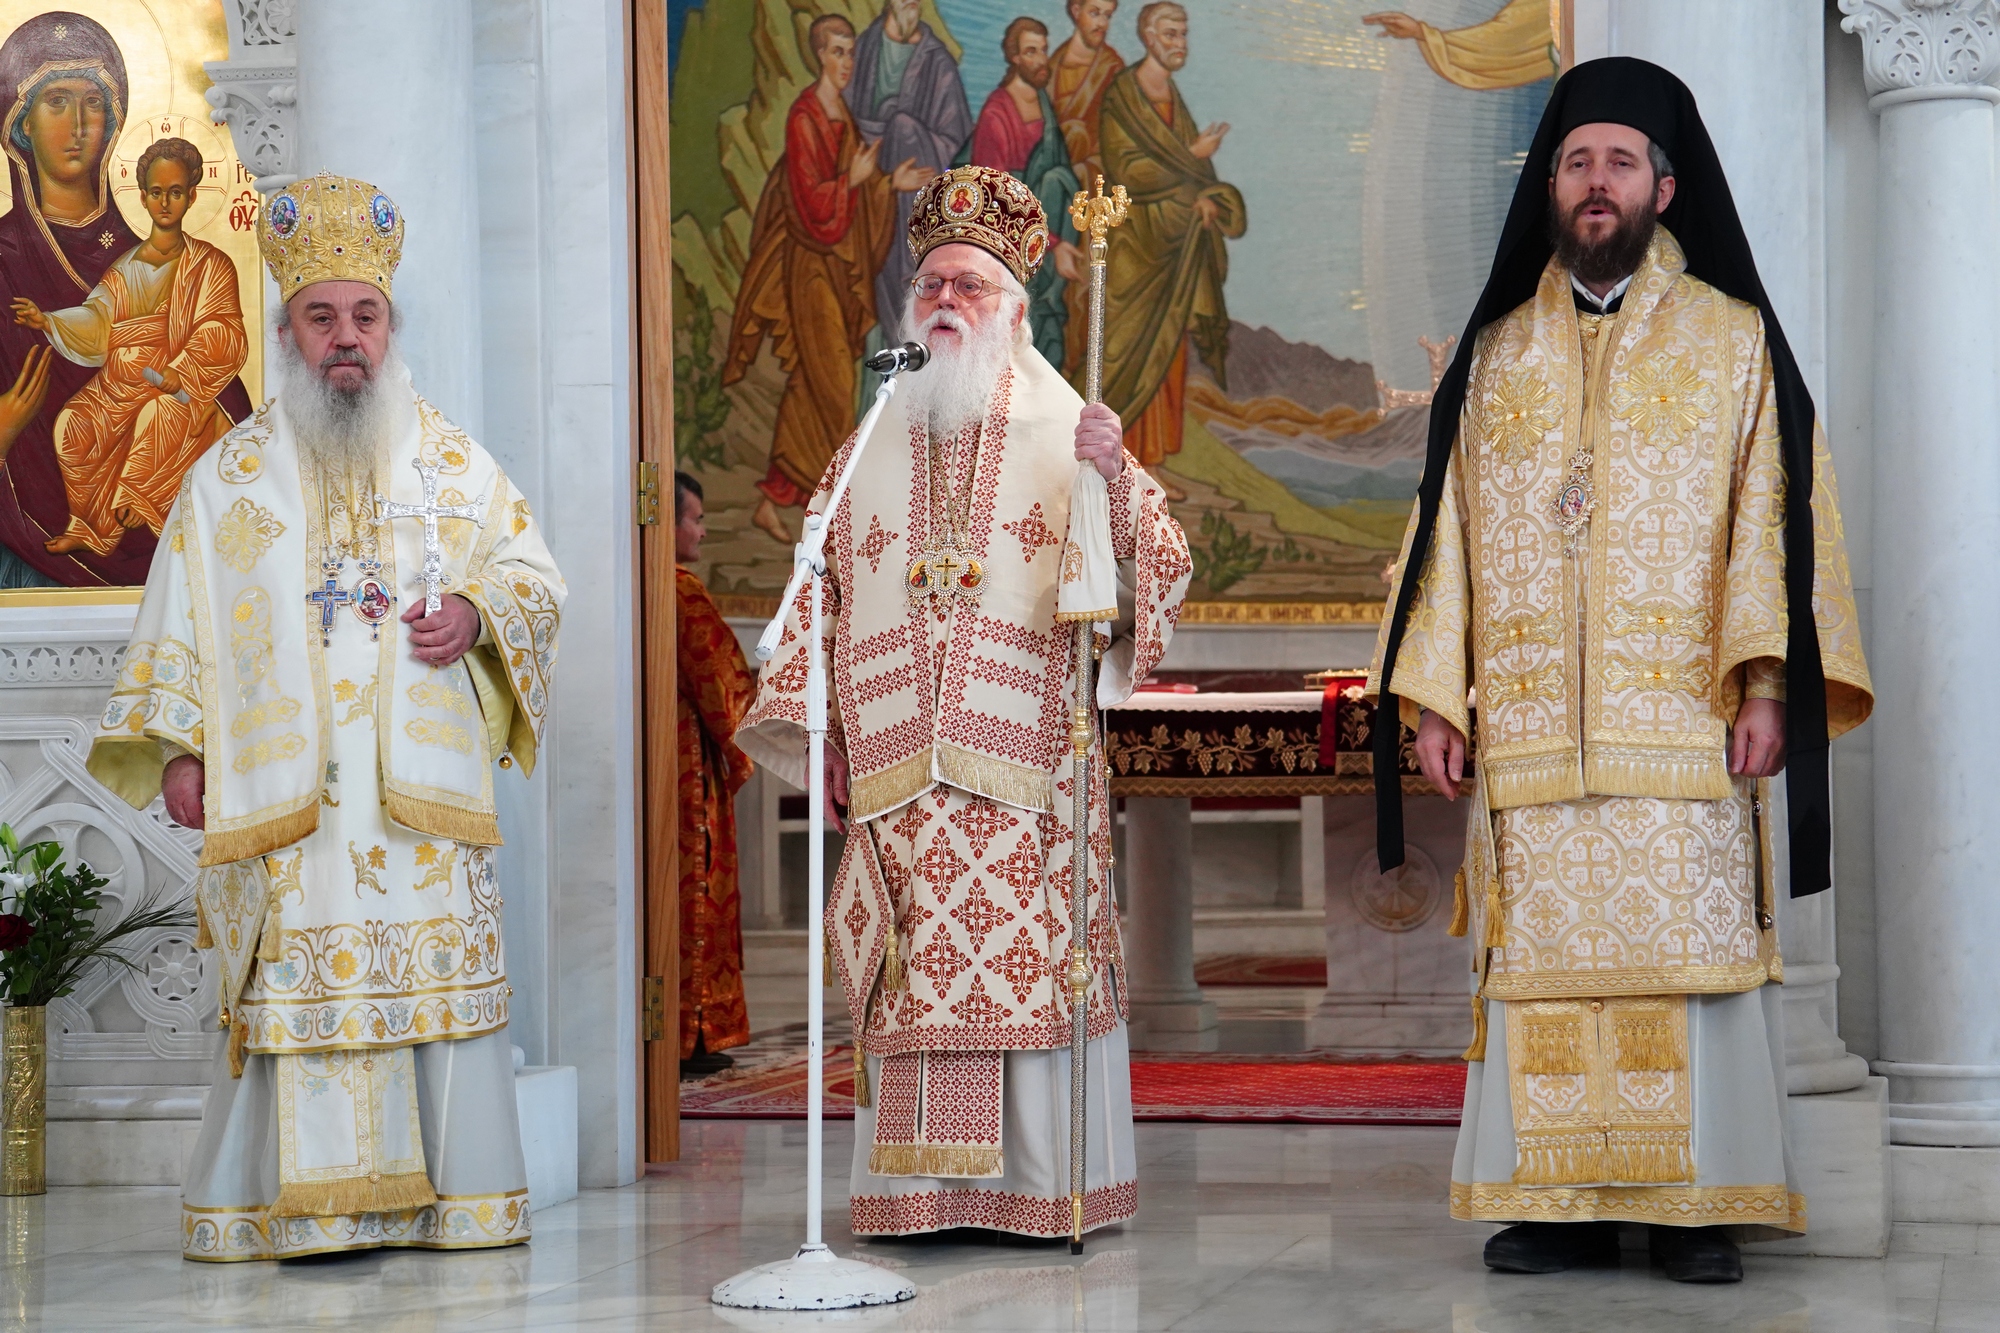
[1367,228,1872,812]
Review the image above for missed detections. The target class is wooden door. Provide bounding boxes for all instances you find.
[633,0,680,1164]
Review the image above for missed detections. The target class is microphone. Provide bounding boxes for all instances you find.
[864,341,930,374]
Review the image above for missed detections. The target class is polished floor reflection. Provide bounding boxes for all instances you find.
[0,1119,1988,1330]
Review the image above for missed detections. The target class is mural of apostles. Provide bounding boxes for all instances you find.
[0,9,253,589]
[678,0,1554,606]
[722,0,1231,533]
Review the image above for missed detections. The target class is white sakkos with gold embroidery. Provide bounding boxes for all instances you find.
[89,360,561,867]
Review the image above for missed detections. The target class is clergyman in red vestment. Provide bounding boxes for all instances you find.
[674,471,758,1074]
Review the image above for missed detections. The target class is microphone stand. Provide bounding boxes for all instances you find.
[712,354,921,1312]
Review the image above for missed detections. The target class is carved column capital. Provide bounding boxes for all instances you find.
[203,0,299,193]
[1840,0,2000,108]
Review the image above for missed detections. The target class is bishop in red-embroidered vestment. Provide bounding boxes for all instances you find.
[739,166,1191,1238]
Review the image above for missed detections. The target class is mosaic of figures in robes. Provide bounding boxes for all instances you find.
[669,0,1554,607]
[0,3,262,591]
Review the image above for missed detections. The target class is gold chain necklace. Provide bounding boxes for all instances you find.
[905,417,987,607]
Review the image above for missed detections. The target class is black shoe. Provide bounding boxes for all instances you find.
[1649,1225,1742,1283]
[680,1037,736,1079]
[1482,1221,1621,1274]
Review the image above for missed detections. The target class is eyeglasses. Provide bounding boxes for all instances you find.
[911,272,1005,301]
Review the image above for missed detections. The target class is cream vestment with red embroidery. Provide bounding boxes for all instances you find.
[738,321,1191,1066]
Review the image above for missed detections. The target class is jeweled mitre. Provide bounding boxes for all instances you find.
[259,171,405,301]
[906,165,1049,284]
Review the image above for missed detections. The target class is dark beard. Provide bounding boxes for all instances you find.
[1549,192,1657,288]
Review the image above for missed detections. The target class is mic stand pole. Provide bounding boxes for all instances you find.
[712,365,918,1312]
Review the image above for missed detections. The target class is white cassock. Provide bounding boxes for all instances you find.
[89,363,564,1260]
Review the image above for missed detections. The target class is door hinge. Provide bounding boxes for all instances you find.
[643,974,666,1041]
[636,460,660,526]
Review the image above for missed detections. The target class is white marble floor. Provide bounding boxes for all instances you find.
[1,1120,1988,1331]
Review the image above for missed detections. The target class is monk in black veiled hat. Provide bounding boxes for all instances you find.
[1363,58,1873,1282]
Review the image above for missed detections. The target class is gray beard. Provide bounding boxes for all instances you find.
[899,299,1014,435]
[277,336,410,481]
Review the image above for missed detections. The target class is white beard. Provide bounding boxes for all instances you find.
[276,335,413,482]
[898,298,1018,436]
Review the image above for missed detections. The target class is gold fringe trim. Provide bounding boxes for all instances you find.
[1053,607,1116,623]
[1581,747,1734,801]
[1515,1012,1586,1074]
[384,790,503,847]
[1483,961,1768,1001]
[1513,1130,1610,1187]
[268,1171,439,1220]
[195,895,214,951]
[256,896,283,963]
[1447,867,1469,938]
[883,931,907,992]
[1607,1129,1694,1185]
[1613,1013,1685,1072]
[852,1044,871,1109]
[227,1015,248,1079]
[848,751,936,824]
[1482,755,1584,811]
[199,803,319,867]
[867,1144,1005,1179]
[1462,995,1488,1062]
[934,744,1056,815]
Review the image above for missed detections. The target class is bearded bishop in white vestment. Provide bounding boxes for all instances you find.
[739,165,1192,1238]
[87,174,564,1261]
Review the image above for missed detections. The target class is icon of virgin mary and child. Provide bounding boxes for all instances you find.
[0,10,251,587]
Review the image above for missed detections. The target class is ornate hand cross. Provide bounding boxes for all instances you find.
[306,574,353,647]
[375,459,485,613]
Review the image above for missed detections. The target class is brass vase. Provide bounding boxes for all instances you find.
[1,1006,45,1196]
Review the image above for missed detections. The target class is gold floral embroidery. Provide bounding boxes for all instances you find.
[1602,656,1710,694]
[227,589,306,772]
[1484,366,1561,467]
[1489,664,1563,704]
[1486,609,1563,653]
[412,842,457,895]
[332,678,378,727]
[266,849,305,906]
[1608,350,1717,440]
[405,719,473,754]
[1605,600,1711,639]
[1105,722,1319,777]
[350,842,389,896]
[511,497,531,536]
[214,497,285,573]
[407,674,472,717]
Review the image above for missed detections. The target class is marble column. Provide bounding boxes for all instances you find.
[293,0,485,433]
[1121,798,1217,1051]
[1840,0,2000,1149]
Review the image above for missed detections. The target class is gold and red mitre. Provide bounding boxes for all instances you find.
[906,165,1049,284]
[259,171,405,302]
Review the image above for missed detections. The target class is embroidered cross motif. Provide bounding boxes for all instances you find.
[98,230,114,249]
[307,571,354,646]
[858,515,898,573]
[1001,502,1060,562]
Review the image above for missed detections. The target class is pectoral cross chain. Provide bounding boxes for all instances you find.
[375,459,484,613]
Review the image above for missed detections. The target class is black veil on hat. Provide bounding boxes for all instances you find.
[1373,57,1838,897]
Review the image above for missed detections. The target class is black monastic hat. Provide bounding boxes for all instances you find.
[1373,57,1837,897]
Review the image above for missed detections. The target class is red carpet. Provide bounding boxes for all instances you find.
[681,1049,1462,1125]
[1193,954,1329,987]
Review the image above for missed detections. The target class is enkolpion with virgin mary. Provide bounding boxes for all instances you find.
[1369,60,1873,1281]
[739,165,1190,1238]
[86,175,564,1260]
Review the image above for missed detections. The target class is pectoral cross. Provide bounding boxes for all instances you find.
[375,459,484,613]
[307,571,354,646]
[905,546,985,606]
